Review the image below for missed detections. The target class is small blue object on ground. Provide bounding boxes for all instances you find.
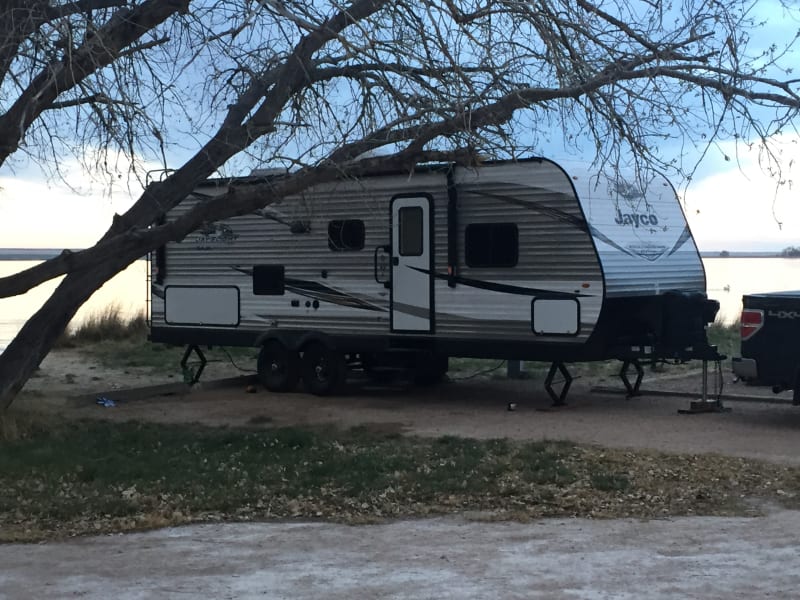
[95,396,116,408]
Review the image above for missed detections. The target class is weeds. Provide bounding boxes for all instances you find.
[56,305,147,348]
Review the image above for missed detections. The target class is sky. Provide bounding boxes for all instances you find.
[0,180,125,250]
[0,157,146,250]
[682,138,800,252]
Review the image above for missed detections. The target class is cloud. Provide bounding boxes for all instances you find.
[0,154,153,249]
[684,136,800,251]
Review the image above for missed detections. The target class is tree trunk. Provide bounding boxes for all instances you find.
[0,249,141,410]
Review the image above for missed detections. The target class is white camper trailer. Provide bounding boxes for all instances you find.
[149,158,721,400]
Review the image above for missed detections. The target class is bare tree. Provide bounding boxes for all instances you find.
[2,0,800,408]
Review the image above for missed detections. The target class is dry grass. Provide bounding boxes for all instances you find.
[55,305,147,348]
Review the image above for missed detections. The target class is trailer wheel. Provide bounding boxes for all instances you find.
[257,341,300,393]
[301,342,346,396]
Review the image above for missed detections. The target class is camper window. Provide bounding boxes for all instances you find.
[399,206,424,256]
[328,219,365,251]
[465,223,518,268]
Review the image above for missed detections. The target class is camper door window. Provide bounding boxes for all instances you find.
[465,223,518,268]
[399,207,424,256]
[328,219,365,251]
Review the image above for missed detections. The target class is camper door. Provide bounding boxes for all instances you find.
[390,195,433,332]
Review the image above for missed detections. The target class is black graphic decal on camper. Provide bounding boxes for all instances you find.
[665,225,692,257]
[466,189,590,232]
[232,267,385,312]
[284,279,385,311]
[467,186,637,258]
[468,184,691,263]
[414,267,588,299]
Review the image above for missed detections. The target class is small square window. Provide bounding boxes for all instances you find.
[328,219,365,251]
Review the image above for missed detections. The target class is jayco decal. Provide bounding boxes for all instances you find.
[614,209,659,228]
[194,223,239,249]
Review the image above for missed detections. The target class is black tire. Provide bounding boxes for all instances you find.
[301,342,346,395]
[257,340,300,392]
[413,353,449,386]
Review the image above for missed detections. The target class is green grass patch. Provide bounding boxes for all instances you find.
[589,472,630,492]
[66,338,258,375]
[2,420,800,541]
[514,441,578,485]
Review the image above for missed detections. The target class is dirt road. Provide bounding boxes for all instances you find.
[2,509,799,599]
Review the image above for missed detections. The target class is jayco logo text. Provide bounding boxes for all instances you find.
[615,209,658,228]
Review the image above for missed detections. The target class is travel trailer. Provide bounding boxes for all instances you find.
[149,158,722,402]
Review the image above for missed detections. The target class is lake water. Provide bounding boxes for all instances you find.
[0,257,798,352]
[705,257,800,323]
[0,260,148,353]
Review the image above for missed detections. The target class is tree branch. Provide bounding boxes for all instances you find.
[48,93,133,110]
[0,0,190,165]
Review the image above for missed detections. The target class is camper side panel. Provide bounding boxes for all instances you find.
[150,172,445,342]
[433,161,604,343]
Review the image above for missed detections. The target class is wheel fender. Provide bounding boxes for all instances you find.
[297,332,337,353]
[254,330,288,348]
